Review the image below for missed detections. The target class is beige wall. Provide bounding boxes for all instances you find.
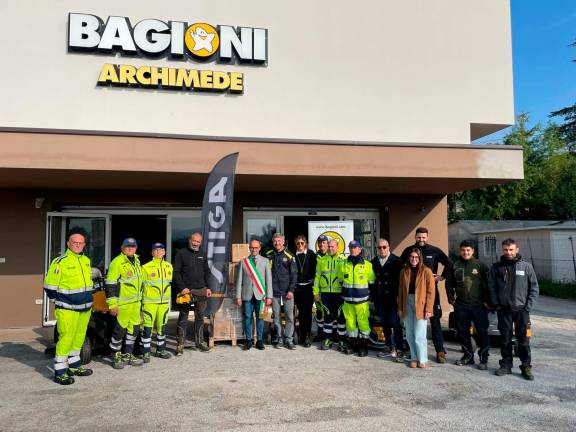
[0,0,513,143]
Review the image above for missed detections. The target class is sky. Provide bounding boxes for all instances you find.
[474,0,576,144]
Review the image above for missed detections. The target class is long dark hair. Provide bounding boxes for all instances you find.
[405,248,424,271]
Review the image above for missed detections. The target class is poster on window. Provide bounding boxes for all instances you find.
[308,221,354,256]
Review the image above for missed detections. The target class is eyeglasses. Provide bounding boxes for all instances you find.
[377,246,388,249]
[296,241,305,245]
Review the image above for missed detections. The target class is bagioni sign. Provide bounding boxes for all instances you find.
[67,13,268,94]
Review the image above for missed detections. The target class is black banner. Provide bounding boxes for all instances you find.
[201,153,239,315]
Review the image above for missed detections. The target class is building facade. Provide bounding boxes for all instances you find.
[0,0,522,327]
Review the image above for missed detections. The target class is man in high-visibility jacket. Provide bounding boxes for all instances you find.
[339,240,376,357]
[106,238,144,369]
[313,239,345,350]
[312,236,329,342]
[141,242,173,362]
[44,233,94,385]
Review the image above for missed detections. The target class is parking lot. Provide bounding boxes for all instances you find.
[0,295,575,432]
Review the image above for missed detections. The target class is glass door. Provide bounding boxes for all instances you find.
[43,213,110,325]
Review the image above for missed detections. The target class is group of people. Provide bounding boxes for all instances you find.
[44,226,539,386]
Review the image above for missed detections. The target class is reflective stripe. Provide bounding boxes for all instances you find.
[118,295,140,303]
[119,276,139,283]
[126,334,137,341]
[58,287,94,295]
[156,335,166,340]
[69,350,80,356]
[348,329,358,337]
[55,355,68,362]
[68,355,81,365]
[44,284,58,291]
[142,297,171,303]
[342,296,369,303]
[144,279,163,285]
[54,300,93,310]
[343,283,369,289]
[140,337,152,343]
[54,361,68,371]
[105,280,118,286]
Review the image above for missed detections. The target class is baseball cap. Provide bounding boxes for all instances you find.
[349,240,362,248]
[317,236,329,243]
[151,242,166,251]
[122,238,137,247]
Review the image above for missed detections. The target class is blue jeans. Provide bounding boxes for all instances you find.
[243,297,264,342]
[403,295,428,364]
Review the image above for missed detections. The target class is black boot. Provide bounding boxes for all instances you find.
[344,337,355,355]
[358,338,368,357]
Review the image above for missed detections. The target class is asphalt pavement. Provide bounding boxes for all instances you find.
[0,295,575,432]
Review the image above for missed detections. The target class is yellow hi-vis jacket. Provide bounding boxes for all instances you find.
[141,257,173,304]
[339,257,376,304]
[44,249,94,311]
[105,253,143,309]
[313,253,345,295]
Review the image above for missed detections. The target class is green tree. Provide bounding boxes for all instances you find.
[549,40,576,151]
[449,114,576,221]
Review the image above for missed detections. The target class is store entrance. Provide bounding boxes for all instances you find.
[283,216,339,253]
[110,215,167,266]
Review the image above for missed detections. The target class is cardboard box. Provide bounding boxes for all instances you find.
[227,261,239,291]
[231,243,249,262]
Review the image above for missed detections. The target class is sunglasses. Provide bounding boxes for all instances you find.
[377,246,388,249]
[296,241,305,245]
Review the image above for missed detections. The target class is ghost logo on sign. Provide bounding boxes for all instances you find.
[185,23,220,58]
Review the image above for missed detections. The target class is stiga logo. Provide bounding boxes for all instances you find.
[67,13,268,94]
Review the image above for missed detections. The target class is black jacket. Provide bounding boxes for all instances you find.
[370,254,402,310]
[266,248,297,297]
[446,257,490,306]
[400,243,453,280]
[173,247,210,300]
[489,255,539,312]
[294,249,317,288]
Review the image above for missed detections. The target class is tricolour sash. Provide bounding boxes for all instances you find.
[243,257,268,318]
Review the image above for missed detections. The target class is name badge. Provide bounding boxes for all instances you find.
[516,270,525,276]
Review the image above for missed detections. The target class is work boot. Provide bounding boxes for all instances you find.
[68,366,93,376]
[495,367,512,376]
[176,336,184,357]
[197,341,212,353]
[455,355,475,366]
[303,335,312,348]
[357,339,368,357]
[320,338,332,350]
[256,340,265,350]
[54,374,75,385]
[142,352,151,364]
[344,339,355,355]
[520,366,534,381]
[285,341,296,350]
[155,350,172,359]
[436,352,447,364]
[111,351,124,369]
[477,362,488,371]
[123,353,144,367]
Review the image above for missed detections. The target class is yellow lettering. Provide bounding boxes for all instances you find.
[97,63,119,84]
[175,68,200,88]
[118,65,137,84]
[168,67,177,87]
[136,66,151,86]
[230,72,244,93]
[212,72,231,90]
[200,70,213,89]
[150,67,170,86]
